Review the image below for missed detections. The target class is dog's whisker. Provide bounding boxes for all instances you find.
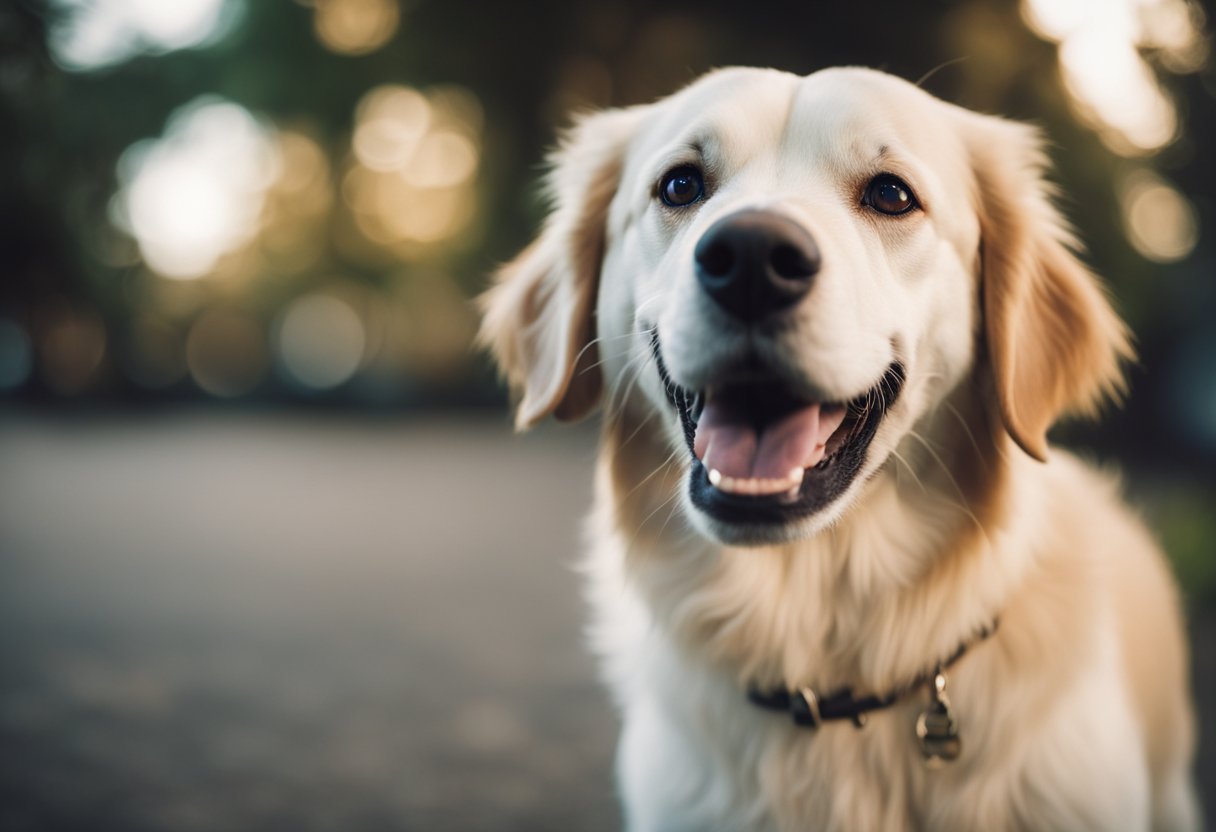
[630,485,685,550]
[941,400,987,468]
[903,429,988,539]
[655,487,690,540]
[621,441,684,502]
[604,347,647,398]
[915,56,969,89]
[605,351,652,424]
[579,348,627,375]
[574,330,652,376]
[634,292,667,318]
[615,407,660,456]
[888,448,929,495]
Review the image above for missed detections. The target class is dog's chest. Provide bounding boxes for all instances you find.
[594,557,934,829]
[609,598,1153,832]
[614,617,941,832]
[614,622,1145,832]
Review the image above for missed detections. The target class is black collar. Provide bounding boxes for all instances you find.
[747,620,998,729]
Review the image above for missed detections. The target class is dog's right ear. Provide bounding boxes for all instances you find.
[964,114,1133,461]
[478,107,645,431]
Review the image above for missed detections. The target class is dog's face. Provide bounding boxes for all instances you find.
[601,68,982,542]
[482,67,1129,546]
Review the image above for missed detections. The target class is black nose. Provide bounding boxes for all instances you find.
[694,210,820,322]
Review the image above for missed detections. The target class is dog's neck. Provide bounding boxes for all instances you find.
[600,379,1030,697]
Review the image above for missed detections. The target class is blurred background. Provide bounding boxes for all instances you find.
[0,0,1212,828]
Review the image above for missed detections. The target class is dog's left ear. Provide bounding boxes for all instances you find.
[965,115,1133,462]
[478,106,645,431]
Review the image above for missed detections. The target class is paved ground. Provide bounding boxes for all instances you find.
[0,412,618,832]
[0,411,1211,831]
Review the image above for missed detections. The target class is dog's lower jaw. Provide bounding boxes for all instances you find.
[681,475,858,546]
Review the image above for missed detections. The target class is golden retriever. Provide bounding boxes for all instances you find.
[479,67,1200,831]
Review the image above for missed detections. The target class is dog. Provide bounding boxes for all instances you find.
[479,66,1200,831]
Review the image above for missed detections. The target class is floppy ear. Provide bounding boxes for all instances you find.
[966,117,1133,462]
[478,107,643,431]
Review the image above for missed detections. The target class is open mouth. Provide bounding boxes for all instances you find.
[650,330,905,531]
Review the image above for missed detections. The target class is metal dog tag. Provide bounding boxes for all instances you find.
[916,670,961,767]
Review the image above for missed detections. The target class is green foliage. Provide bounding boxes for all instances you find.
[1154,485,1216,604]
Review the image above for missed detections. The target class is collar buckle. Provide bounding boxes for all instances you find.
[791,687,822,728]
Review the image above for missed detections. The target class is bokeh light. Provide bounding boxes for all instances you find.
[1168,330,1216,450]
[38,308,107,395]
[185,309,267,397]
[112,98,280,281]
[313,0,400,56]
[1058,30,1177,152]
[0,318,34,392]
[1120,169,1200,262]
[545,55,615,123]
[343,84,482,253]
[275,294,366,390]
[1021,0,1207,156]
[395,271,478,380]
[124,316,187,390]
[353,86,432,172]
[401,131,478,189]
[49,0,238,71]
[259,131,334,273]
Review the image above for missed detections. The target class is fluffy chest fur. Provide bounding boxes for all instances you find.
[586,409,1171,832]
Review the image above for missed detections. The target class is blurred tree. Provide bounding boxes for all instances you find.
[1,0,1212,497]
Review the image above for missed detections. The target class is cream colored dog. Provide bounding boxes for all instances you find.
[480,67,1200,831]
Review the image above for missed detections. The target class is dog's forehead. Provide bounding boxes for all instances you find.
[634,66,961,173]
[637,67,799,160]
[787,69,957,158]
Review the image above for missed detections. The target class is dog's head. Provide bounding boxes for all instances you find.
[481,67,1131,546]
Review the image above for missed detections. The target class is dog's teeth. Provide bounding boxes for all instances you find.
[708,468,805,497]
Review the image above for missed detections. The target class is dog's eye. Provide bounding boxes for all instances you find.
[863,174,918,216]
[659,166,705,208]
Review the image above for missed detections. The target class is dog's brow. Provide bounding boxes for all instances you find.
[654,135,716,177]
[683,136,713,162]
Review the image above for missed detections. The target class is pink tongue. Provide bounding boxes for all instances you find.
[694,399,846,480]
